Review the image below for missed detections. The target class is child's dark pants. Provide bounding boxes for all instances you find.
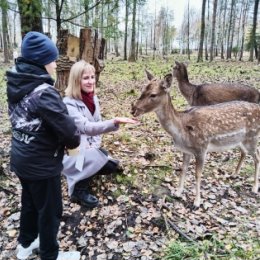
[18,175,62,260]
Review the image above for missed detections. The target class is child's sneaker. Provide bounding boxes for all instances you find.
[16,237,39,259]
[57,251,80,260]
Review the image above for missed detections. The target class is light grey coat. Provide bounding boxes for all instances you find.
[62,96,119,195]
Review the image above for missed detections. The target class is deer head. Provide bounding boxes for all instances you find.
[172,61,189,81]
[131,70,173,117]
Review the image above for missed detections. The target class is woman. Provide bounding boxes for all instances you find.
[63,60,138,208]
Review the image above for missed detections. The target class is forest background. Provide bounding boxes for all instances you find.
[0,0,259,62]
[0,0,260,260]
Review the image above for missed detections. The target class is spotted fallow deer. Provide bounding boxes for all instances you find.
[173,61,260,106]
[131,71,260,207]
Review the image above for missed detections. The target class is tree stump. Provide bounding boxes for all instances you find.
[79,28,105,82]
[55,28,105,94]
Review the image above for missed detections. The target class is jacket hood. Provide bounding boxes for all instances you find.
[6,57,55,104]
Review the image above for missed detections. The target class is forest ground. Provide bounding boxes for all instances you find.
[0,55,260,260]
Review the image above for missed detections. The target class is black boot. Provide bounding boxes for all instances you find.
[97,159,124,175]
[71,180,99,208]
[71,189,99,208]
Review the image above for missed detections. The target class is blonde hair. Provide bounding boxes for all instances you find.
[65,60,96,99]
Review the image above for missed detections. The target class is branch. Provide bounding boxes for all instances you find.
[142,165,172,169]
[61,0,102,23]
[162,213,195,242]
[7,0,103,25]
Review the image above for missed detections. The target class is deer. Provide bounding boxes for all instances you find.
[131,70,260,208]
[172,61,260,106]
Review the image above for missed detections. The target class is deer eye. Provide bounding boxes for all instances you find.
[150,94,157,98]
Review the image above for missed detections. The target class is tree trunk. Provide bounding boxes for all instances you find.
[1,0,9,63]
[152,3,157,60]
[128,0,137,62]
[12,4,18,48]
[84,0,90,26]
[204,0,210,60]
[17,0,43,36]
[249,0,259,61]
[210,0,218,61]
[226,0,235,59]
[234,0,243,60]
[55,0,61,36]
[80,28,105,81]
[114,0,120,57]
[197,0,206,62]
[135,6,141,60]
[187,0,190,60]
[220,0,228,59]
[55,30,74,95]
[258,43,260,64]
[124,0,129,60]
[230,4,237,58]
[56,28,105,93]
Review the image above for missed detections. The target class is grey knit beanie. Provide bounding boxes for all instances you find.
[21,31,59,66]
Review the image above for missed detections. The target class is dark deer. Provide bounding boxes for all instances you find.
[132,71,260,207]
[172,61,260,106]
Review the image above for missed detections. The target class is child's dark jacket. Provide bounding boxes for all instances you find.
[6,57,80,180]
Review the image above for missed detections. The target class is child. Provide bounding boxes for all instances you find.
[6,31,80,260]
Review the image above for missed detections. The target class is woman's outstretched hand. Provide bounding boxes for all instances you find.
[114,117,139,125]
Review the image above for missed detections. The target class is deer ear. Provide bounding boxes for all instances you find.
[145,69,154,81]
[160,73,173,91]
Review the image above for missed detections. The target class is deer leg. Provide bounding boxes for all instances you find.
[193,154,206,208]
[252,148,260,193]
[235,148,246,175]
[176,153,192,197]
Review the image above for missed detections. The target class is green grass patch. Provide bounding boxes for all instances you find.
[164,236,260,260]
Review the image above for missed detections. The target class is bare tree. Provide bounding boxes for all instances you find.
[124,0,129,60]
[187,0,190,60]
[226,0,236,59]
[84,0,90,26]
[204,0,209,60]
[210,0,218,61]
[197,0,206,62]
[1,0,9,62]
[128,0,137,61]
[239,0,250,61]
[219,0,228,59]
[249,0,259,61]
